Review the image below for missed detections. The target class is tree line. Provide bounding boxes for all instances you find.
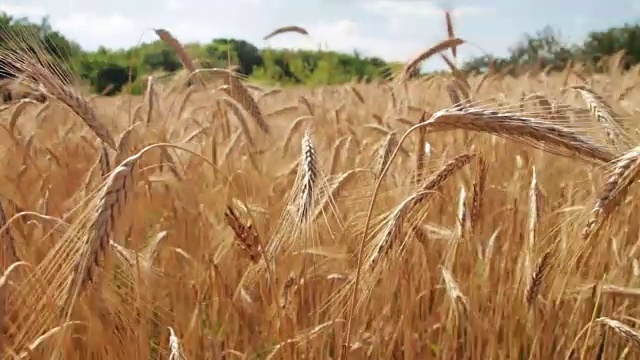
[0,12,639,95]
[462,24,640,74]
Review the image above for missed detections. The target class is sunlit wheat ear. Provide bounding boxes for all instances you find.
[328,135,349,174]
[298,129,318,224]
[32,65,116,150]
[114,123,138,166]
[367,153,478,271]
[8,99,35,136]
[298,96,314,115]
[525,250,552,307]
[0,28,117,150]
[425,107,617,165]
[456,185,468,238]
[65,152,139,314]
[224,205,262,263]
[98,144,112,178]
[469,154,487,235]
[193,68,269,134]
[446,78,471,108]
[282,115,313,156]
[144,75,155,125]
[154,29,197,74]
[444,10,457,59]
[571,85,631,149]
[373,132,395,179]
[582,146,640,241]
[596,317,640,350]
[441,266,469,312]
[223,71,269,134]
[412,113,430,183]
[109,240,165,282]
[218,96,255,146]
[347,85,365,104]
[441,266,470,344]
[168,326,186,360]
[397,38,464,83]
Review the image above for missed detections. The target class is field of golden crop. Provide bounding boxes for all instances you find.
[1,53,640,360]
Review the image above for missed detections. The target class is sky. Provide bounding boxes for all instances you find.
[0,0,639,71]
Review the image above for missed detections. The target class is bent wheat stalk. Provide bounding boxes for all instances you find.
[342,107,615,356]
[422,107,616,165]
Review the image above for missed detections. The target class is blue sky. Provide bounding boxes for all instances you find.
[0,0,639,70]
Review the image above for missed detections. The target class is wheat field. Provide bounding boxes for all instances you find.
[1,26,640,359]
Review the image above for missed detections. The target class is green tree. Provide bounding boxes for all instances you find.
[143,46,182,73]
[94,63,134,95]
[581,23,640,68]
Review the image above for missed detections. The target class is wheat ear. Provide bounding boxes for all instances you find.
[263,25,309,40]
[65,153,138,313]
[596,317,640,350]
[368,153,477,269]
[525,250,552,307]
[30,64,116,149]
[582,146,640,241]
[425,107,617,165]
[399,38,464,83]
[154,29,197,73]
[298,130,318,224]
[192,69,269,134]
[571,85,629,149]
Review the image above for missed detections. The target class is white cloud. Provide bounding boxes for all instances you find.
[52,13,139,49]
[165,0,184,10]
[451,5,494,18]
[261,19,428,62]
[0,3,47,19]
[362,0,493,19]
[363,0,441,17]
